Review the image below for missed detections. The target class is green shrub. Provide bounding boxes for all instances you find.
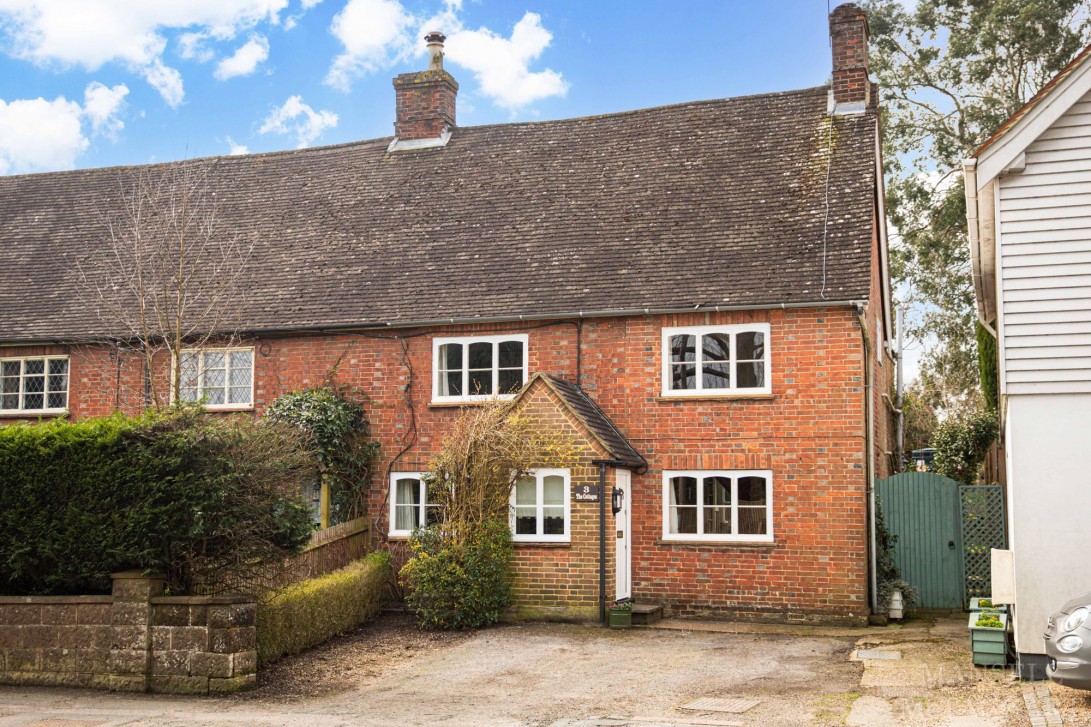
[400,518,514,630]
[932,411,999,485]
[257,552,390,664]
[265,386,379,524]
[0,408,315,595]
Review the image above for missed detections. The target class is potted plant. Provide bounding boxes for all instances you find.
[968,610,1009,666]
[969,597,1008,614]
[608,600,633,629]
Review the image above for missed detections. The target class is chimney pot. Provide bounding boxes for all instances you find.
[829,3,871,112]
[425,31,446,71]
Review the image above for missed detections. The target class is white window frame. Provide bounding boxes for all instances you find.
[661,469,774,543]
[661,324,771,397]
[431,334,529,403]
[0,356,70,414]
[175,347,255,410]
[388,472,437,537]
[509,468,571,543]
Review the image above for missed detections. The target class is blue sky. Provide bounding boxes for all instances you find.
[0,1,842,174]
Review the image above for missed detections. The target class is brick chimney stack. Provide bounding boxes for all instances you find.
[392,31,458,143]
[830,3,871,111]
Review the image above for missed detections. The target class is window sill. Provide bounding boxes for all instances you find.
[656,538,779,550]
[0,409,68,419]
[429,397,517,408]
[200,405,255,413]
[514,541,572,549]
[656,393,775,403]
[386,534,410,542]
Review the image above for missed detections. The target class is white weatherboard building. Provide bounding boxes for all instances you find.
[964,43,1091,679]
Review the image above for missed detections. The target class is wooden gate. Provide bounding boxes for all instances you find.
[876,472,965,609]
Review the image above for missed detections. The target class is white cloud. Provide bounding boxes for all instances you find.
[178,32,215,63]
[0,81,127,175]
[325,0,414,91]
[322,1,566,111]
[226,136,249,155]
[0,96,84,175]
[82,81,128,137]
[214,34,269,79]
[444,12,567,110]
[259,95,337,148]
[140,59,185,107]
[0,0,291,105]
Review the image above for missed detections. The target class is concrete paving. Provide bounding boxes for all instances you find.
[0,614,1041,726]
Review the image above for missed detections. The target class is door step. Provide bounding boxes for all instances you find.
[631,603,664,626]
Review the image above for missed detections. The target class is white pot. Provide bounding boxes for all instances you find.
[889,589,904,619]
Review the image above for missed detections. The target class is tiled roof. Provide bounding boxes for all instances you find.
[524,373,646,470]
[0,85,878,343]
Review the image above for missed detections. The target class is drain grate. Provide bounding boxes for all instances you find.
[679,697,761,714]
[856,649,902,660]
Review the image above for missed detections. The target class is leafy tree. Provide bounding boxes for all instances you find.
[901,381,940,456]
[865,0,1091,414]
[932,410,1000,484]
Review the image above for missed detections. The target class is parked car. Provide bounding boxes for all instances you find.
[1045,591,1091,689]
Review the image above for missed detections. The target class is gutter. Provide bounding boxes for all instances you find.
[963,158,998,337]
[0,299,866,347]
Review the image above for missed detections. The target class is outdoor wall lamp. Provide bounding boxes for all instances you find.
[611,486,624,516]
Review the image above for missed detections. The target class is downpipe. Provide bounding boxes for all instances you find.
[855,304,879,616]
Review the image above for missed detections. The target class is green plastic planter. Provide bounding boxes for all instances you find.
[608,609,632,629]
[968,612,1009,666]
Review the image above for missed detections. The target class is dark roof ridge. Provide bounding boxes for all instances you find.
[0,84,835,183]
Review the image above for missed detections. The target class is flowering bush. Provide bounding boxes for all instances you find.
[932,411,998,485]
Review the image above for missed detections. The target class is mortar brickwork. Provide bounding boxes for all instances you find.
[7,298,888,623]
[0,572,256,694]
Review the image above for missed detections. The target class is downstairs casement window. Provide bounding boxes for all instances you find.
[662,470,773,543]
[178,348,254,409]
[432,334,528,402]
[510,468,570,543]
[0,356,69,413]
[389,473,442,536]
[661,324,771,396]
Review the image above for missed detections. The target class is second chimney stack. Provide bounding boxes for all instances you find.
[830,3,871,111]
[392,31,458,143]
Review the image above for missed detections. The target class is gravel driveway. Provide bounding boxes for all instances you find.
[0,612,1048,726]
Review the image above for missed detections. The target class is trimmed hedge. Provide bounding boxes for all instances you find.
[0,409,314,596]
[256,551,390,664]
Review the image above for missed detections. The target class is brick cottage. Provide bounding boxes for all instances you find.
[0,5,894,624]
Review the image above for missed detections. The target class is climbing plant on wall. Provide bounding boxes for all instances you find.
[266,385,379,526]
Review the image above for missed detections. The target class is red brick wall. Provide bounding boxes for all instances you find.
[392,70,457,140]
[2,305,876,623]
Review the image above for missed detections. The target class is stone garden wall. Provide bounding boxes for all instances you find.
[0,571,255,694]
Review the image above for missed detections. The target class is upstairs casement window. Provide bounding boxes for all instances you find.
[0,357,69,413]
[661,324,771,396]
[662,470,773,543]
[510,468,570,543]
[389,473,442,536]
[432,334,529,402]
[178,348,254,409]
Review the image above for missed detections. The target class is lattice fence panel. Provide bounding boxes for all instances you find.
[960,485,1006,602]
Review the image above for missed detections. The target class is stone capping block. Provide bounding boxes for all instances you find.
[0,573,256,695]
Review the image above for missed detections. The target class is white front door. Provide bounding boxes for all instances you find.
[615,469,632,600]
